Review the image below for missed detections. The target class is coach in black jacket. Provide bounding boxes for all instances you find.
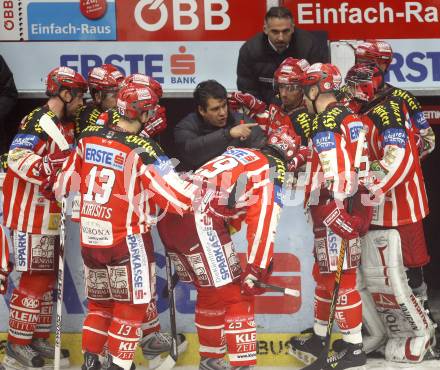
[174,80,265,171]
[237,7,328,105]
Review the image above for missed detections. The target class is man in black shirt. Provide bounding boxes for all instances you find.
[174,80,265,171]
[237,6,328,104]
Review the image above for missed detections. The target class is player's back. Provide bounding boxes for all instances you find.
[77,125,166,247]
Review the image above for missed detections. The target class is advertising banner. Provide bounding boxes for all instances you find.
[116,0,267,41]
[0,41,241,94]
[0,0,117,41]
[282,0,440,40]
[422,105,440,125]
[330,39,440,92]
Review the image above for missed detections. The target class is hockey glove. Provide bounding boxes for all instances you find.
[241,262,272,296]
[39,149,71,177]
[228,92,266,118]
[287,146,310,173]
[140,105,167,138]
[40,173,58,201]
[311,199,362,240]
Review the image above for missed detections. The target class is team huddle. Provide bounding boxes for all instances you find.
[0,39,437,370]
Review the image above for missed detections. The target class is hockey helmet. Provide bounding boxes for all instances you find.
[46,66,87,97]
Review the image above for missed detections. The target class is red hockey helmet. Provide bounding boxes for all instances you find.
[274,63,305,88]
[355,40,393,70]
[88,64,124,93]
[345,63,384,102]
[117,85,158,121]
[46,66,87,97]
[327,63,342,89]
[280,57,310,72]
[301,63,339,93]
[121,74,163,99]
[266,125,300,162]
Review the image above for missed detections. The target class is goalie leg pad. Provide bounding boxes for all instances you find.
[356,270,387,353]
[361,229,435,362]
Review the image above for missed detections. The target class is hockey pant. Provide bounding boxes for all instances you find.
[81,234,153,370]
[8,232,58,345]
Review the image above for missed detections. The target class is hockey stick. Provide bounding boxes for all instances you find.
[154,253,178,370]
[254,281,300,297]
[39,114,69,370]
[302,128,367,370]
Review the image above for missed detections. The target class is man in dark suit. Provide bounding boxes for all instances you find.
[237,6,328,104]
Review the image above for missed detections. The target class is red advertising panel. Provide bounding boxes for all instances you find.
[281,0,440,40]
[116,0,267,41]
[422,105,440,125]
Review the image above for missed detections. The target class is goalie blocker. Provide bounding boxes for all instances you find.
[359,229,436,363]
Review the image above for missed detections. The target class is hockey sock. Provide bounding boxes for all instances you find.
[195,306,226,359]
[8,288,41,344]
[335,289,362,344]
[34,290,54,339]
[108,303,146,370]
[225,301,256,367]
[141,300,160,337]
[82,301,113,355]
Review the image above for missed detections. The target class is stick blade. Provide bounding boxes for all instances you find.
[153,355,176,370]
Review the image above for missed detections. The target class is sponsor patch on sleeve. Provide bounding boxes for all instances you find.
[414,111,429,130]
[382,128,407,148]
[10,134,40,150]
[312,131,337,153]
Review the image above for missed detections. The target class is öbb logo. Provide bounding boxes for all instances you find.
[134,0,230,32]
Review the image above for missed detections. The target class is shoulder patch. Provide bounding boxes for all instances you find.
[368,98,406,133]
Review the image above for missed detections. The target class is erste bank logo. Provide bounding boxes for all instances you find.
[170,45,196,84]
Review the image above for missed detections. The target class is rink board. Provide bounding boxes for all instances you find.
[0,332,311,367]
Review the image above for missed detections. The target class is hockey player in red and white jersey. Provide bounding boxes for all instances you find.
[355,39,435,160]
[88,73,187,366]
[2,66,87,370]
[229,58,312,174]
[74,64,125,136]
[55,84,193,370]
[288,63,372,370]
[157,125,299,370]
[344,63,436,362]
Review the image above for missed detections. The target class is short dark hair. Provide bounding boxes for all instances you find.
[265,6,294,23]
[193,80,227,111]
